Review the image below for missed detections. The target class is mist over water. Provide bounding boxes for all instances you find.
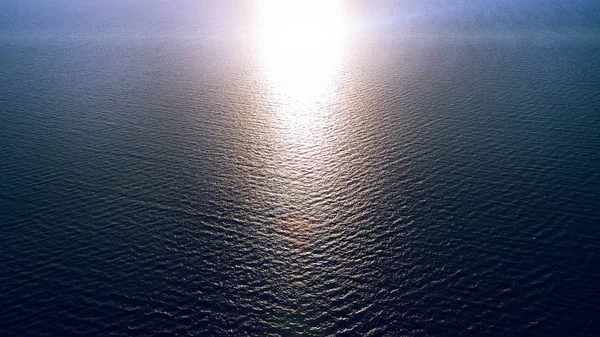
[1,1,599,336]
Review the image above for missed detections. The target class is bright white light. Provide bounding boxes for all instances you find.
[256,0,347,135]
[257,0,346,54]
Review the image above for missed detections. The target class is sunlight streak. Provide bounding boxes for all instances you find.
[256,0,347,138]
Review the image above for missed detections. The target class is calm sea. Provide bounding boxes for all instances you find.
[1,1,599,336]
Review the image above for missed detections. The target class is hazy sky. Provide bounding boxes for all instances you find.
[1,0,599,38]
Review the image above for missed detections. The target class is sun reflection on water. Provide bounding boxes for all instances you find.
[255,0,347,140]
[249,5,353,328]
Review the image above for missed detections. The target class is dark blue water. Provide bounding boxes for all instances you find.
[1,1,600,336]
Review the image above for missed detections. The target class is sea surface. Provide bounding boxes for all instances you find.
[1,1,600,336]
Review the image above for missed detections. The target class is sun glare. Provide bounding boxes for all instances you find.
[257,0,346,55]
[256,0,347,137]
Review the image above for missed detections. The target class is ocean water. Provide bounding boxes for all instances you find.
[1,1,600,336]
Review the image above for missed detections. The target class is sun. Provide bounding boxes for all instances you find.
[254,0,348,143]
[255,0,347,103]
[256,0,346,55]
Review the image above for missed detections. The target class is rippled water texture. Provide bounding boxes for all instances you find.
[1,1,600,336]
